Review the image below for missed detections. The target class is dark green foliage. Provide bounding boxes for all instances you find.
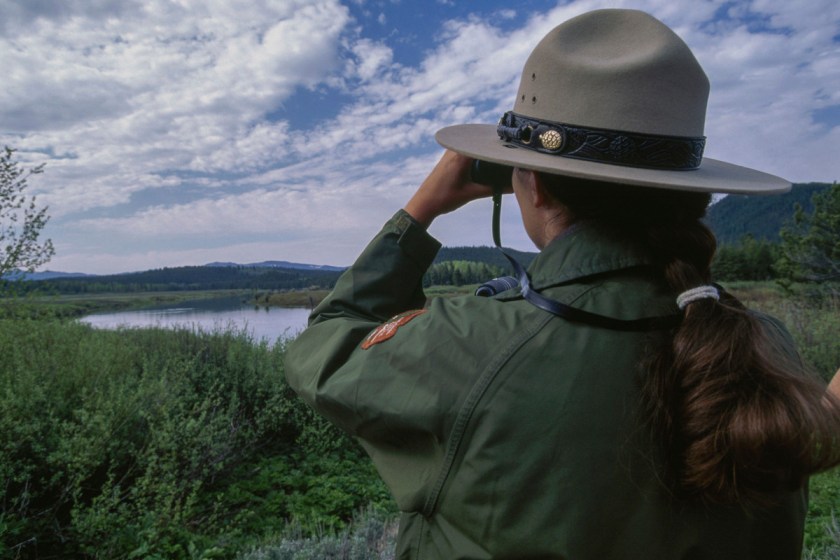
[425,247,535,288]
[777,182,840,295]
[14,247,534,296]
[706,183,837,284]
[433,246,536,268]
[0,147,54,283]
[9,247,535,297]
[804,470,840,558]
[423,260,505,288]
[712,235,781,281]
[23,266,343,295]
[704,183,831,244]
[0,320,390,559]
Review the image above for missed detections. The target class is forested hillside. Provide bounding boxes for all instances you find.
[8,248,537,294]
[434,246,537,268]
[425,246,537,287]
[23,265,343,294]
[8,183,834,294]
[704,182,830,244]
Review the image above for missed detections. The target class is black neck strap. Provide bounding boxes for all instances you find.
[491,186,681,332]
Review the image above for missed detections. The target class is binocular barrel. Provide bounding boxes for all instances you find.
[469,160,514,190]
[474,275,519,297]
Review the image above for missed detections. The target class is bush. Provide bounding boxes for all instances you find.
[712,236,781,281]
[0,319,391,559]
[777,182,840,294]
[804,470,840,559]
[237,508,398,560]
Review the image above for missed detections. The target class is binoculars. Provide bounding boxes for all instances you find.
[475,275,518,297]
[469,160,514,190]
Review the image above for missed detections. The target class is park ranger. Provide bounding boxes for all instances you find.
[285,9,840,559]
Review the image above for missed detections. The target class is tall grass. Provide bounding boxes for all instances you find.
[724,282,839,381]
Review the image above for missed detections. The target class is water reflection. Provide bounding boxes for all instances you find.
[79,296,311,343]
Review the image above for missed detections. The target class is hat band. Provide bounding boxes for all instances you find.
[496,112,705,170]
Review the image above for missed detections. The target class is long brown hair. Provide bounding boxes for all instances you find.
[540,172,840,505]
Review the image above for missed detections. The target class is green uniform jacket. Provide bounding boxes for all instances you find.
[285,210,807,560]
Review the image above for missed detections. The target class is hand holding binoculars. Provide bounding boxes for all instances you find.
[469,160,513,191]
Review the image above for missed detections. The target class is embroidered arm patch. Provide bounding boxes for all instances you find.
[361,309,427,349]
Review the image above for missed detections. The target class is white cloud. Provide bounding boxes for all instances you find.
[676,0,840,181]
[3,0,838,274]
[1,0,352,213]
[349,39,394,81]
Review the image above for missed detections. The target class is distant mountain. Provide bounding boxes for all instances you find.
[22,264,344,294]
[205,260,345,272]
[704,182,831,245]
[22,190,825,293]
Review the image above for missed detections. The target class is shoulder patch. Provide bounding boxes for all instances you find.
[361,309,427,350]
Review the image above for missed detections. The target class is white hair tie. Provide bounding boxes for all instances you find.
[676,285,720,310]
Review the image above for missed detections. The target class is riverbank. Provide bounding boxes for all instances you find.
[0,288,333,319]
[0,289,254,319]
[254,289,331,308]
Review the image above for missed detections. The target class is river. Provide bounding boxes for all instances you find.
[78,296,311,343]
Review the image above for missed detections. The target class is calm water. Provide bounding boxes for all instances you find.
[79,296,311,343]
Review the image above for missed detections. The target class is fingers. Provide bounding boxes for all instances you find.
[404,151,493,228]
[829,367,840,399]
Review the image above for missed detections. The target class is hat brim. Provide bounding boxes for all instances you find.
[436,124,791,195]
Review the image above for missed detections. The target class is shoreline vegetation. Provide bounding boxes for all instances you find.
[0,281,837,559]
[1,288,332,320]
[2,285,473,321]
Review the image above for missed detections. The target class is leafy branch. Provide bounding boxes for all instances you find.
[0,146,55,280]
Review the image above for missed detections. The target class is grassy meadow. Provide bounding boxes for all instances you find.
[0,282,838,559]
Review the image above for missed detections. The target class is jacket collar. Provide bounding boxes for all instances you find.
[526,221,655,291]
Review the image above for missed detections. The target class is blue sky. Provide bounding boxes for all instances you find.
[2,0,839,274]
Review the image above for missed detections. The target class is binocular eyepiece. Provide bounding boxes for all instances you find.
[469,160,514,191]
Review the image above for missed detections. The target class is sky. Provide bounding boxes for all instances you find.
[1,0,839,275]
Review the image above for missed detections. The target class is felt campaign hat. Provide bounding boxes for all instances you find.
[435,9,790,194]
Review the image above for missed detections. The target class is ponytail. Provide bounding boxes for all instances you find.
[643,229,840,505]
[541,173,840,505]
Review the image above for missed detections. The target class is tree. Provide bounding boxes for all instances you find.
[776,182,840,294]
[0,146,55,281]
[712,235,781,281]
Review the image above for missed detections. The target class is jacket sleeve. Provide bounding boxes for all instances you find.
[309,210,440,327]
[285,210,440,426]
[284,210,446,510]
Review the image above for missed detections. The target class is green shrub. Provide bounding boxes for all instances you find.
[804,470,840,558]
[0,319,391,559]
[237,507,398,560]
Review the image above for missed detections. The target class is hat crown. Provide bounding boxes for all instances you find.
[434,9,791,194]
[515,9,709,137]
